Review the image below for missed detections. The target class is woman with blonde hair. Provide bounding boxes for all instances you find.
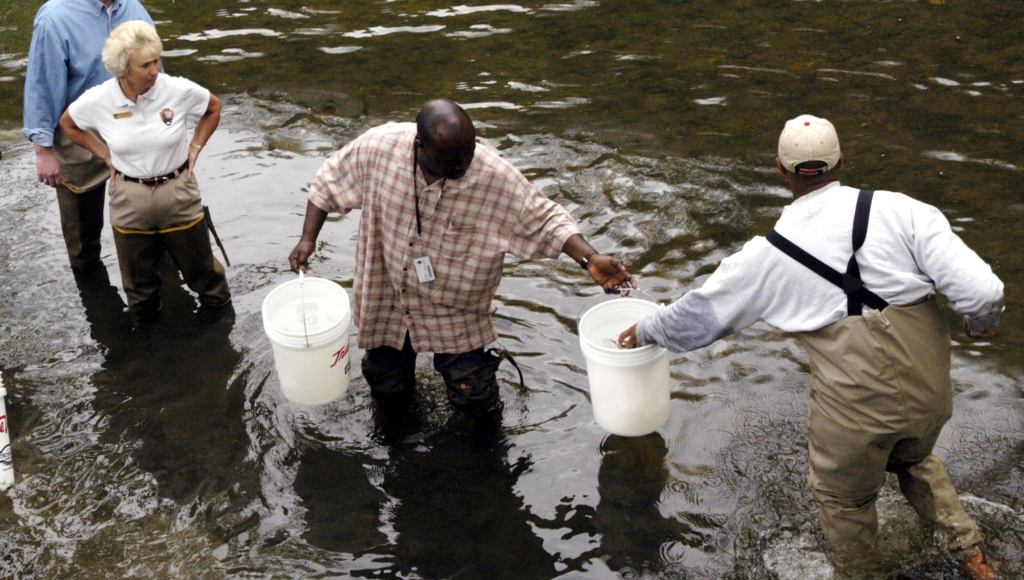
[61,20,230,324]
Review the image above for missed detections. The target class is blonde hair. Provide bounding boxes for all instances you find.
[102,21,162,78]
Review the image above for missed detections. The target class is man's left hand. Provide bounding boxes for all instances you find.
[587,254,637,294]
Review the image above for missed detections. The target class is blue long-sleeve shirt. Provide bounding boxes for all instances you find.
[22,0,153,148]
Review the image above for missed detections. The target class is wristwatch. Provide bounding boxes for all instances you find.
[579,250,599,270]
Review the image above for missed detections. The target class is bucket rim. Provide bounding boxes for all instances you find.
[261,275,352,346]
[578,297,663,355]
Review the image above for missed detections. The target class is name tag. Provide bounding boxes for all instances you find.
[113,111,132,119]
[414,256,435,283]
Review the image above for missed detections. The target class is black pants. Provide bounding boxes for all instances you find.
[113,221,231,323]
[361,334,504,414]
[56,182,106,272]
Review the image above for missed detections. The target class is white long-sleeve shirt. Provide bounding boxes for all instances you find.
[637,182,1005,353]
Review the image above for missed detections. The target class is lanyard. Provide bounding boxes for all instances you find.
[413,149,422,237]
[412,149,445,237]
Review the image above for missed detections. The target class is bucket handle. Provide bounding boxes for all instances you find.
[574,286,665,347]
[299,270,310,349]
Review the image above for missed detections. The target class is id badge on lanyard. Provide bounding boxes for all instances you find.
[411,149,439,284]
[413,253,435,283]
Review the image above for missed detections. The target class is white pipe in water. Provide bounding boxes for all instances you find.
[0,374,13,491]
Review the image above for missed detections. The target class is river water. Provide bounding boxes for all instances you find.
[1,2,1022,578]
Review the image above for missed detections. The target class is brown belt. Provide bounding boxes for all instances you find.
[121,160,189,186]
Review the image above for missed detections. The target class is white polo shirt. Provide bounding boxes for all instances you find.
[68,73,210,179]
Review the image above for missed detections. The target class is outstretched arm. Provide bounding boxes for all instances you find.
[561,233,637,294]
[288,200,329,272]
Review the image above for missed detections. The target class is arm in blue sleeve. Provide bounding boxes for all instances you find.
[634,239,774,353]
[22,19,68,147]
[635,291,731,353]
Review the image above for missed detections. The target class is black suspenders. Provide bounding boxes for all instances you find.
[766,189,889,316]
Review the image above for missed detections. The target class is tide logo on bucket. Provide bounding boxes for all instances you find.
[330,344,350,368]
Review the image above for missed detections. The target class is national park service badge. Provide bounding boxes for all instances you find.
[160,108,174,126]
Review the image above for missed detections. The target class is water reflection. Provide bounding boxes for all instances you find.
[296,411,555,578]
[81,262,257,509]
[590,434,701,578]
[294,447,388,556]
[1,0,1023,576]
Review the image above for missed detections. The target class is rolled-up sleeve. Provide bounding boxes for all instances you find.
[508,178,580,260]
[308,139,365,214]
[22,19,66,147]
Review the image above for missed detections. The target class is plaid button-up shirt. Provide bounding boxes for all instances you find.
[309,122,580,354]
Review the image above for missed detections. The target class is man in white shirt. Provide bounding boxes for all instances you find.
[618,115,1002,579]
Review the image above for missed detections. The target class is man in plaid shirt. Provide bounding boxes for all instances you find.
[289,99,635,415]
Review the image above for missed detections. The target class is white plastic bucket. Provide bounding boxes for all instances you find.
[578,298,670,436]
[261,276,352,405]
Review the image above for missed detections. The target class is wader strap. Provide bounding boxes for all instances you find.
[846,189,881,315]
[766,189,889,316]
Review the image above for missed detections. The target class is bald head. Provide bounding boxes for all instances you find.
[415,99,475,180]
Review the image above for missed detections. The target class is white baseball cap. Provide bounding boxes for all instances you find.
[777,114,841,175]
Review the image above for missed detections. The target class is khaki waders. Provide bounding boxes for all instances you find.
[768,189,984,568]
[801,298,983,564]
[52,128,110,272]
[109,170,230,322]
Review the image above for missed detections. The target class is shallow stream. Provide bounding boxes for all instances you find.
[1,2,1021,578]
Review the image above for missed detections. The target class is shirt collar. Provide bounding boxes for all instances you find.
[91,0,123,17]
[791,180,841,206]
[112,80,134,107]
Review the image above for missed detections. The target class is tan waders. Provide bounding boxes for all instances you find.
[109,170,230,323]
[52,128,110,272]
[800,298,983,566]
[767,189,985,570]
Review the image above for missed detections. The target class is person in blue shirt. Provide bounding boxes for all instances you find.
[23,0,154,273]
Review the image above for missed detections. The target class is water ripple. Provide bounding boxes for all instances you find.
[198,49,266,63]
[161,48,198,58]
[343,25,446,38]
[462,101,523,110]
[447,25,514,39]
[533,97,590,109]
[426,4,532,17]
[318,46,363,55]
[922,150,1019,171]
[508,81,550,93]
[178,29,282,41]
[718,64,795,77]
[542,1,599,12]
[267,8,309,20]
[818,67,897,80]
